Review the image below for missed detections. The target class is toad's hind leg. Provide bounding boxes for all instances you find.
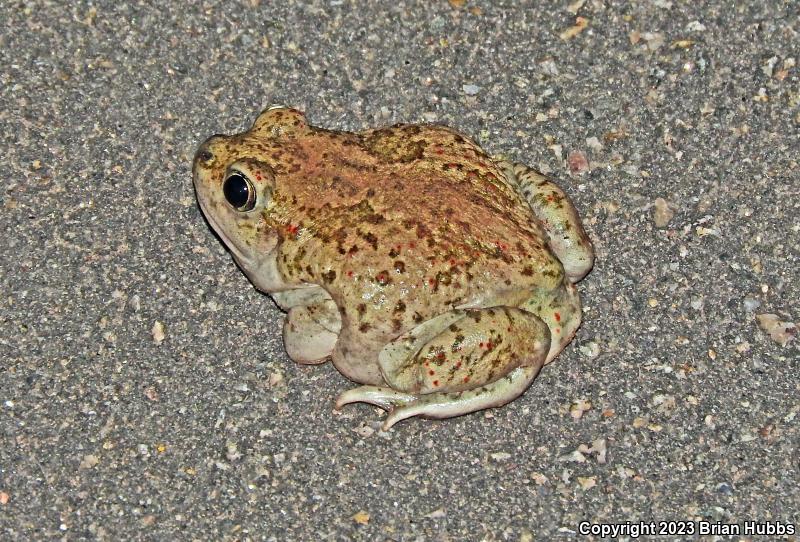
[497,159,594,283]
[336,308,550,429]
[524,282,582,365]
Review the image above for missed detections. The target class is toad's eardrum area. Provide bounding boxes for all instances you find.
[193,106,594,429]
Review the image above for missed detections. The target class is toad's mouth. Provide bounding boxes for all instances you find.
[195,191,256,269]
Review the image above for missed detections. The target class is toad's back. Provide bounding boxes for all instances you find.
[250,119,564,313]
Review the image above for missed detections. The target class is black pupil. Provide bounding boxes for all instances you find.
[223,173,251,209]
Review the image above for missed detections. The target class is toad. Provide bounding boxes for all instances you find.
[193,106,594,429]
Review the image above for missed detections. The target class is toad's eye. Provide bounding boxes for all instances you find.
[223,172,256,211]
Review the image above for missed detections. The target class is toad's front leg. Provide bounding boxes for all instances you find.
[283,299,341,364]
[335,307,550,429]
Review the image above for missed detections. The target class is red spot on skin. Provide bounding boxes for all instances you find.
[554,312,561,322]
[256,174,262,181]
[449,258,456,265]
[285,224,299,236]
[555,328,561,334]
[408,242,416,249]
[428,278,436,285]
[486,341,493,350]
[375,271,390,285]
[493,241,508,251]
[347,270,353,277]
[547,194,554,202]
[479,342,484,348]
[433,380,439,386]
[429,370,435,376]
[463,376,470,383]
[455,361,462,369]
[435,148,444,155]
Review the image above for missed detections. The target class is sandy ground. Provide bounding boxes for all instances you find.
[1,1,798,540]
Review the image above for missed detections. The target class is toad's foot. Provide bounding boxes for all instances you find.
[336,365,540,430]
[335,386,416,411]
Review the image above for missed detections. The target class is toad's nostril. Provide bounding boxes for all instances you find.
[193,146,215,173]
[194,134,230,166]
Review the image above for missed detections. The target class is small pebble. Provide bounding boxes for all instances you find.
[579,340,600,359]
[653,197,674,228]
[462,84,480,95]
[559,450,587,463]
[686,20,707,32]
[570,398,592,419]
[743,296,761,312]
[585,136,602,152]
[716,483,733,495]
[756,314,797,346]
[559,16,589,40]
[151,321,166,344]
[567,150,589,175]
[425,508,446,519]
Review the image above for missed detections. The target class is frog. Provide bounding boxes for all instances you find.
[192,106,594,429]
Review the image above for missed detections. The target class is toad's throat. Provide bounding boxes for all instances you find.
[198,198,255,269]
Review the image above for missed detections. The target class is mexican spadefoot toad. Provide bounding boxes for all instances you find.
[193,106,594,429]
